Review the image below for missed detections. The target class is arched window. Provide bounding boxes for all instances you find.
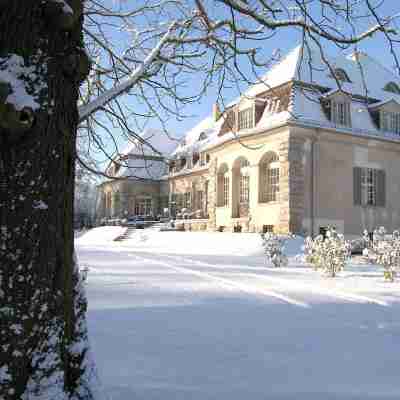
[384,82,400,95]
[217,163,229,207]
[239,159,250,204]
[259,153,280,203]
[333,68,351,83]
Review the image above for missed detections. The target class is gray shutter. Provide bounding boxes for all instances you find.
[376,169,386,207]
[353,167,362,205]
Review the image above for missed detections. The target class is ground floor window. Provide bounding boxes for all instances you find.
[184,192,192,210]
[240,174,249,203]
[354,167,386,207]
[197,190,204,211]
[135,198,152,215]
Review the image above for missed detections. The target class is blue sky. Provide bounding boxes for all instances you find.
[93,0,400,162]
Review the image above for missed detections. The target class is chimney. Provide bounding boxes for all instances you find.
[349,50,367,62]
[212,103,221,122]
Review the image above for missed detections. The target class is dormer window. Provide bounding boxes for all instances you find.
[383,82,400,95]
[332,101,351,127]
[381,111,400,134]
[333,68,351,83]
[369,99,400,134]
[238,107,254,130]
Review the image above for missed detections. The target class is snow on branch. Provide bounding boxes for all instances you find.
[78,22,176,123]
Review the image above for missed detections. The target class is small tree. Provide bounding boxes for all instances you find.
[363,227,400,281]
[304,228,350,277]
[261,232,292,268]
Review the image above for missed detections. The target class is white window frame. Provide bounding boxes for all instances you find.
[332,101,351,127]
[264,161,280,202]
[381,110,400,134]
[240,174,250,204]
[223,175,229,207]
[361,168,376,206]
[184,192,192,209]
[238,107,254,130]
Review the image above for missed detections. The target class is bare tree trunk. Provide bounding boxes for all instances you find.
[0,1,93,398]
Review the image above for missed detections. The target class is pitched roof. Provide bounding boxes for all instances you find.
[120,128,178,158]
[172,43,400,157]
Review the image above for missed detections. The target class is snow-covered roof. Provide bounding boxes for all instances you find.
[171,116,225,157]
[113,156,167,181]
[120,128,178,158]
[172,43,400,158]
[106,128,176,181]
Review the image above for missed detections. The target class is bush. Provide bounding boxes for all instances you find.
[363,227,400,282]
[303,227,350,277]
[261,232,292,268]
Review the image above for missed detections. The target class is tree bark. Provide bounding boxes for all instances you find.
[0,1,93,398]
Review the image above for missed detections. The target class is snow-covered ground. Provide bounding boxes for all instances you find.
[76,228,400,400]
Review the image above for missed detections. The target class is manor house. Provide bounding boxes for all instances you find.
[99,44,400,237]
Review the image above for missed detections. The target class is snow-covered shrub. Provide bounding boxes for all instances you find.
[303,228,350,277]
[363,227,400,281]
[261,233,292,268]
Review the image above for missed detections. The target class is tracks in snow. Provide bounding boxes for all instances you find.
[161,255,389,307]
[134,254,309,308]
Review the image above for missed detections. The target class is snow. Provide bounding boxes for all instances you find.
[113,156,168,180]
[32,200,48,210]
[0,54,45,111]
[50,0,73,15]
[76,226,126,245]
[172,44,400,161]
[76,229,400,400]
[120,128,178,158]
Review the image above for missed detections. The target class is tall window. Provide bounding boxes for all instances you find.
[238,108,254,130]
[135,198,152,215]
[354,167,385,207]
[260,154,280,202]
[217,164,229,207]
[105,192,111,210]
[223,176,229,206]
[197,190,204,211]
[381,111,400,134]
[240,174,249,203]
[361,168,376,206]
[113,191,121,215]
[332,101,351,127]
[184,192,191,209]
[239,159,250,203]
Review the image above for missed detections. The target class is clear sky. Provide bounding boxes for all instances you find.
[93,0,400,164]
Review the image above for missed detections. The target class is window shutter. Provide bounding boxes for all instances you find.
[353,167,362,205]
[376,170,386,207]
